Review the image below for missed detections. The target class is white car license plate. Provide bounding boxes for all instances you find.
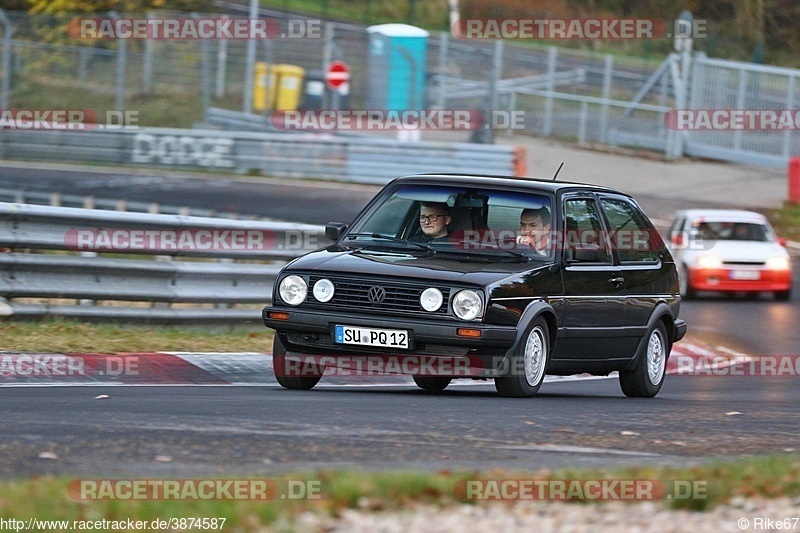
[334,325,409,349]
[730,270,760,280]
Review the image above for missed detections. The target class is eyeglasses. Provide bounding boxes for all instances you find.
[419,214,445,223]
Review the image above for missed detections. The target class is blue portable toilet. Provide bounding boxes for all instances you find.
[366,24,429,111]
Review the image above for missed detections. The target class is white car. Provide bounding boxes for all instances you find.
[667,209,792,300]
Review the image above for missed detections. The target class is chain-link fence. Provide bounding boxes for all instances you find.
[1,9,799,167]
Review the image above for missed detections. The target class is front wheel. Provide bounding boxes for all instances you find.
[413,376,452,391]
[495,316,550,398]
[619,321,668,398]
[272,336,324,390]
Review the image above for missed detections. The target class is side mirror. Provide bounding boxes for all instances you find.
[778,237,788,247]
[325,222,348,241]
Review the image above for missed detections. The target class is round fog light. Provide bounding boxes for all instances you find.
[420,287,443,312]
[313,278,335,302]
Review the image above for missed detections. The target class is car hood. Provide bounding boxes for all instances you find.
[284,247,543,286]
[680,240,789,262]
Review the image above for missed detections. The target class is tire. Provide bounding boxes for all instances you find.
[775,289,791,301]
[679,265,695,300]
[412,376,452,391]
[272,335,323,390]
[619,321,668,398]
[495,316,550,398]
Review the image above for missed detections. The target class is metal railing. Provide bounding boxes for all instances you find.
[0,202,326,321]
[0,126,518,183]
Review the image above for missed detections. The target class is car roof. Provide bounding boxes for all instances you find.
[676,209,768,223]
[395,173,630,196]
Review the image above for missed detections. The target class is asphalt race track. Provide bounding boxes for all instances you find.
[1,164,799,477]
[1,376,799,478]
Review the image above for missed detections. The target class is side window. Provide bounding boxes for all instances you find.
[599,197,659,263]
[563,198,611,263]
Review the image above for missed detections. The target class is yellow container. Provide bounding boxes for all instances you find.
[272,64,305,110]
[252,63,305,111]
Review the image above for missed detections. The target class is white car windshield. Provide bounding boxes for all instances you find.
[692,221,770,242]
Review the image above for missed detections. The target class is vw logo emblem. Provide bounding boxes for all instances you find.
[367,286,386,304]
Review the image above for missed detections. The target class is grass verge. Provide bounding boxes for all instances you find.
[0,318,273,353]
[768,203,800,243]
[0,455,799,530]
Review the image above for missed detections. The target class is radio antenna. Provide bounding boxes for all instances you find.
[552,162,564,181]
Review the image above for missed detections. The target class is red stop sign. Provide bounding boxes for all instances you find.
[325,61,350,90]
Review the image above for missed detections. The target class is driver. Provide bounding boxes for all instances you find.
[411,202,452,243]
[516,207,552,254]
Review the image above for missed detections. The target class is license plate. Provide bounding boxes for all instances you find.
[730,270,760,280]
[334,325,409,349]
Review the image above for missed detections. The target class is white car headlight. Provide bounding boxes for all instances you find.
[312,278,335,302]
[767,257,790,270]
[697,255,722,269]
[279,275,307,306]
[452,289,482,321]
[420,287,443,312]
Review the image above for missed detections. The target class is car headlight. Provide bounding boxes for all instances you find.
[420,288,443,312]
[279,275,307,306]
[452,289,483,321]
[767,257,790,270]
[697,255,722,269]
[312,278,335,302]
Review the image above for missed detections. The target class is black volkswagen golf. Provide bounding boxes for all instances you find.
[263,174,687,398]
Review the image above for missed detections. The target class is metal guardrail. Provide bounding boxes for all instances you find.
[0,127,518,183]
[0,202,326,321]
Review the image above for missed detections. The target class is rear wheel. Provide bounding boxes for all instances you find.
[619,321,668,398]
[495,316,549,398]
[272,336,323,390]
[412,376,452,391]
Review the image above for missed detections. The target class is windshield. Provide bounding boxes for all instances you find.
[690,221,771,242]
[344,184,555,260]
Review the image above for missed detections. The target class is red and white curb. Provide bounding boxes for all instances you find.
[0,341,754,387]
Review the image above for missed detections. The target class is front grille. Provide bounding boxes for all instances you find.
[307,275,451,316]
[723,261,765,266]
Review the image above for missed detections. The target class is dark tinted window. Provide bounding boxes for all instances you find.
[564,198,611,263]
[599,198,659,263]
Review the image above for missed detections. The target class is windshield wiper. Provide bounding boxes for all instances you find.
[440,239,532,262]
[344,233,436,253]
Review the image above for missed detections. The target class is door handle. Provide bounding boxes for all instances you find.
[608,276,625,288]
